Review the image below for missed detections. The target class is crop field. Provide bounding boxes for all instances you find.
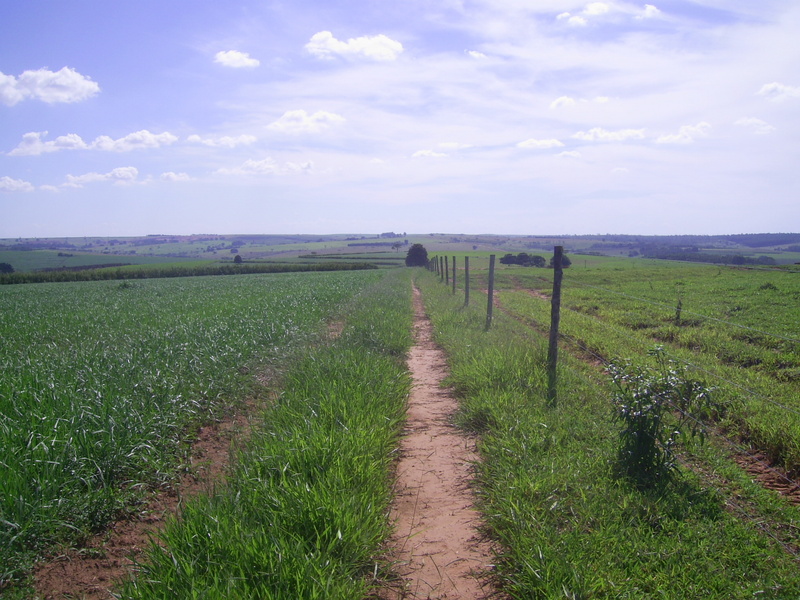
[417,261,800,598]
[3,255,800,598]
[0,269,389,590]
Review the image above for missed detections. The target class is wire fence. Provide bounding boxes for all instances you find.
[427,250,800,506]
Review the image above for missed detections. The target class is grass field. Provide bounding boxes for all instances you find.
[0,269,387,591]
[2,255,800,598]
[417,266,800,598]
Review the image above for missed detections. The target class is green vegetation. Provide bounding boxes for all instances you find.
[0,260,376,284]
[417,269,800,598]
[3,245,800,598]
[121,269,413,599]
[0,270,388,590]
[487,258,800,474]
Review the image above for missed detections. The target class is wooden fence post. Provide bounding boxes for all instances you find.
[440,256,444,281]
[547,246,564,406]
[452,256,457,294]
[445,256,450,285]
[464,256,470,306]
[485,254,496,331]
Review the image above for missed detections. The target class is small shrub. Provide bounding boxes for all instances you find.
[608,346,715,489]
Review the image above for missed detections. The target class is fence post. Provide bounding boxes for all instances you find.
[440,256,444,281]
[485,254,495,331]
[547,246,564,406]
[452,256,457,294]
[464,256,470,306]
[445,256,450,285]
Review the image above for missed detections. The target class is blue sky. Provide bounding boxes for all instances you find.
[1,0,798,237]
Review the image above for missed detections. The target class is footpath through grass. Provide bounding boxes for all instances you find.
[416,270,800,599]
[120,269,413,599]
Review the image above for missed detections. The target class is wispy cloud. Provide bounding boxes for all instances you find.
[572,128,646,142]
[63,167,139,188]
[757,82,800,101]
[268,110,345,134]
[305,31,404,61]
[0,67,99,106]
[516,138,565,149]
[656,122,711,144]
[216,158,313,176]
[734,117,775,135]
[0,175,35,192]
[187,134,257,147]
[9,130,178,155]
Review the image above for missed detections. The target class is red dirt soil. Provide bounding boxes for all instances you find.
[378,286,500,600]
[32,407,253,599]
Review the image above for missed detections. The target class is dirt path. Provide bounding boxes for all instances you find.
[380,285,498,600]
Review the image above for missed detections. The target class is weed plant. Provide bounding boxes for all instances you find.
[417,270,800,599]
[120,269,413,599]
[494,262,800,474]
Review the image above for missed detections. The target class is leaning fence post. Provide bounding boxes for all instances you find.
[485,254,496,331]
[547,246,564,406]
[464,256,470,306]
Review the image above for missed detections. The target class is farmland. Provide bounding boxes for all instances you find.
[0,269,392,592]
[2,249,800,598]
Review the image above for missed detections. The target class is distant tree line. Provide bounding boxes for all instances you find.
[641,246,777,266]
[500,252,571,268]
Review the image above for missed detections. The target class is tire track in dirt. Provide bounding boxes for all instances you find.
[380,285,498,600]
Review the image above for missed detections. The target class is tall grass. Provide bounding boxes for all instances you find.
[121,269,413,599]
[0,270,383,588]
[417,270,800,599]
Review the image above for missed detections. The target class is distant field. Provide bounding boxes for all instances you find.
[0,250,196,273]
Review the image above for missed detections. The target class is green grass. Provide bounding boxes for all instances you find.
[120,269,413,599]
[417,269,800,599]
[479,258,800,473]
[0,269,387,591]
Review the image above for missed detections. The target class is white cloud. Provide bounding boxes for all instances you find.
[636,4,662,19]
[439,142,472,150]
[556,12,588,26]
[550,96,577,109]
[583,3,610,16]
[412,149,448,158]
[655,122,711,144]
[0,67,99,106]
[550,95,609,108]
[516,138,565,149]
[214,50,260,68]
[187,134,257,147]
[63,167,139,188]
[0,175,34,192]
[466,50,487,59]
[8,130,177,155]
[734,117,775,135]
[757,82,800,101]
[160,171,191,182]
[91,130,178,152]
[572,127,646,142]
[305,31,404,61]
[268,110,345,134]
[8,131,88,156]
[216,158,313,176]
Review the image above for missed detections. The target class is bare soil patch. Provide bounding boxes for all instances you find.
[32,405,254,600]
[379,286,499,600]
